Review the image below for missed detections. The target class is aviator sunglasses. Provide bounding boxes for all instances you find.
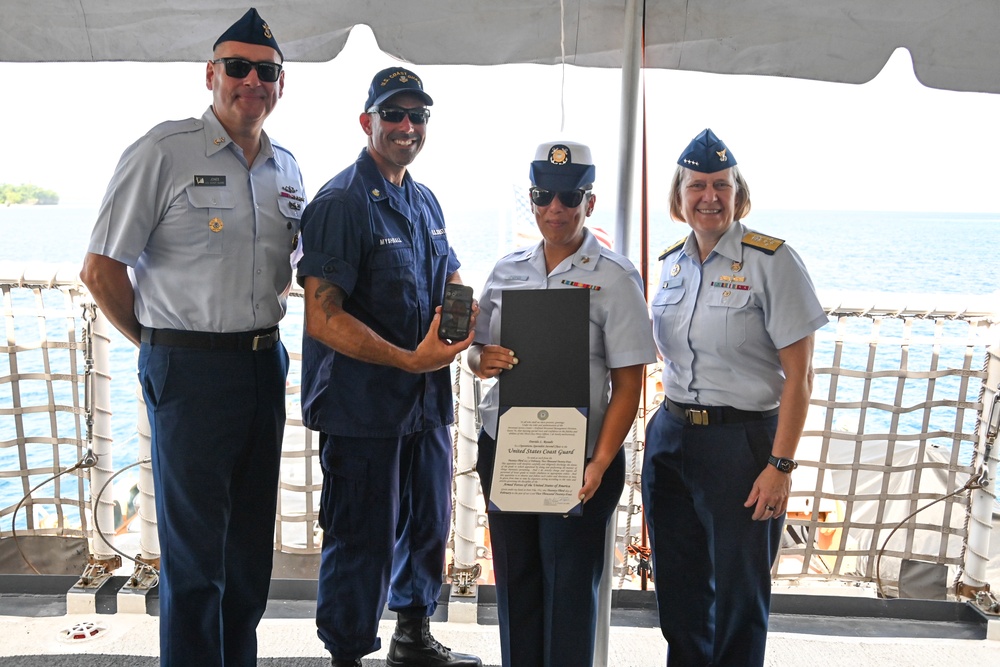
[529,187,591,208]
[212,58,283,83]
[367,106,432,125]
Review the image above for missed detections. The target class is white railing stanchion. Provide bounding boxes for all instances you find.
[962,331,1000,595]
[87,307,116,562]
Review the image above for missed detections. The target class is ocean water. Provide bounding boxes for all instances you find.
[1,205,998,515]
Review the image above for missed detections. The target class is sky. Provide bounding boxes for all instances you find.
[1,26,999,216]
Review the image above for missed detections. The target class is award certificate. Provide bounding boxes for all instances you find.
[490,288,590,514]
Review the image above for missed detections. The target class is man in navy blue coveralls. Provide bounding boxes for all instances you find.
[81,8,303,667]
[296,67,482,667]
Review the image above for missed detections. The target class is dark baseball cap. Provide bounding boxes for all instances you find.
[364,67,433,110]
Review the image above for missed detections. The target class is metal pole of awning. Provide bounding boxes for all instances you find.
[595,1,644,666]
[612,0,643,261]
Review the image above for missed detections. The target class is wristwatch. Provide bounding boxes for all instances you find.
[767,455,798,473]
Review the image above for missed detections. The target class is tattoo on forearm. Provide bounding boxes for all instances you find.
[314,282,342,321]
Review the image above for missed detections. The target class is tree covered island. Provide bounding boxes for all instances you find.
[2,183,59,205]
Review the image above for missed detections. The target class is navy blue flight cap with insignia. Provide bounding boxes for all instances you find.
[677,128,737,173]
[214,8,283,60]
[529,141,596,192]
[365,67,434,110]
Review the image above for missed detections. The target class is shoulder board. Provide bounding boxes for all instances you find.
[741,232,785,255]
[657,236,686,261]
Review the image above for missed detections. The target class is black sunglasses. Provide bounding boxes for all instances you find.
[367,106,431,125]
[529,187,591,208]
[212,58,283,83]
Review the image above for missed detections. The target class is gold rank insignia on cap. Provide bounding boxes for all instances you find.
[262,22,273,39]
[209,218,224,233]
[741,232,785,255]
[549,146,569,165]
[716,149,728,162]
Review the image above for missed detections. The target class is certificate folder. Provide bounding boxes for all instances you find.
[498,288,589,407]
[491,288,590,515]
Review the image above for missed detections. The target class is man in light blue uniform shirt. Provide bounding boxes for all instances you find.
[643,128,828,667]
[81,8,303,667]
[297,67,481,667]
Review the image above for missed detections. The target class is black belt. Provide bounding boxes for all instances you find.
[665,398,779,426]
[140,326,279,352]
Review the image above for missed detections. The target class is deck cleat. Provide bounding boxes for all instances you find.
[74,554,123,589]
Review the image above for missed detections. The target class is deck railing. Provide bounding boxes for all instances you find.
[1,266,998,603]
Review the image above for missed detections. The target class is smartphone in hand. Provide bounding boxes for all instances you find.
[438,284,474,342]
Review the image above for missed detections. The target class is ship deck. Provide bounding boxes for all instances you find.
[1,576,999,666]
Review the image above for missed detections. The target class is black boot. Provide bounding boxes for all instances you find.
[385,615,483,667]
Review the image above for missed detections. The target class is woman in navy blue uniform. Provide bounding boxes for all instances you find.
[468,141,657,667]
[644,129,828,666]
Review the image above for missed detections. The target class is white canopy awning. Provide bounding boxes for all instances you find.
[3,1,998,94]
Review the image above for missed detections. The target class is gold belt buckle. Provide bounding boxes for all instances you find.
[252,333,269,351]
[687,409,709,426]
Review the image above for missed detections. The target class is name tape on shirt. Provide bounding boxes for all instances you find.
[194,175,227,186]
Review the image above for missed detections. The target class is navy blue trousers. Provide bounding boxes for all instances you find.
[315,427,453,660]
[138,341,288,667]
[478,432,625,667]
[642,408,783,667]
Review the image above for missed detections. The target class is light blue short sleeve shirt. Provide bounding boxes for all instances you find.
[650,220,828,411]
[88,107,305,332]
[475,229,657,457]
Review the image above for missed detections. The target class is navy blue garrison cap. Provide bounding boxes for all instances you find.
[677,129,737,173]
[529,141,596,191]
[365,67,434,110]
[214,8,283,60]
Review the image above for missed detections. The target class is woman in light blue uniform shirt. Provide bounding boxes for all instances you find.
[468,141,657,667]
[643,129,828,667]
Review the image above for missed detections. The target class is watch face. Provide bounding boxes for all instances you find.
[770,456,796,473]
